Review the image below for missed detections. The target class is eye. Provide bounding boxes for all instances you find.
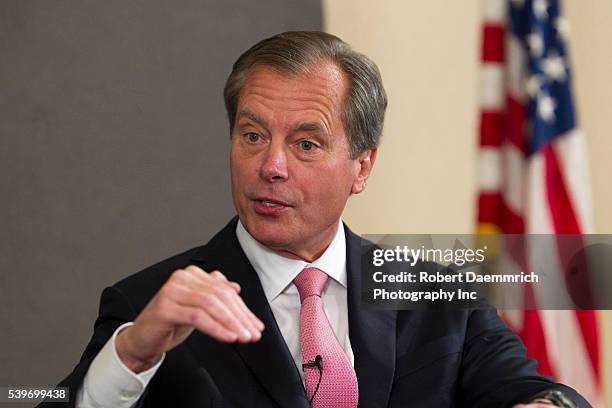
[299,140,317,151]
[245,132,260,143]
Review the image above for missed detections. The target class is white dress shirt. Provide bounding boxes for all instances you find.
[76,219,353,407]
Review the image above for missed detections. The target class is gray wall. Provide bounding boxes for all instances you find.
[0,1,321,389]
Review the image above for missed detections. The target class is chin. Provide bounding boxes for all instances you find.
[244,217,293,247]
[253,226,290,244]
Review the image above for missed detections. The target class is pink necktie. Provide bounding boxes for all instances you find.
[293,267,359,407]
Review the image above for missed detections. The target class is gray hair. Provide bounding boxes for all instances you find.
[223,31,387,159]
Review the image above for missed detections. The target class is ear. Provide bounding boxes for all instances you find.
[351,148,378,194]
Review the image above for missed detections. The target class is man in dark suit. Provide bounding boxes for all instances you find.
[44,31,591,408]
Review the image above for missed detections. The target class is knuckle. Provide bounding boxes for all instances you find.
[216,286,234,300]
[200,292,217,308]
[159,282,176,297]
[185,265,203,274]
[207,302,232,321]
[217,311,234,325]
[210,270,226,279]
[171,268,188,281]
[190,309,205,325]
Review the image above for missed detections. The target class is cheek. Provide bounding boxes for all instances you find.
[230,149,251,182]
[333,162,360,191]
[229,157,239,189]
[306,167,355,206]
[229,151,248,198]
[229,145,238,175]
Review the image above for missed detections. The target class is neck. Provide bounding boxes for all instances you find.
[272,246,327,263]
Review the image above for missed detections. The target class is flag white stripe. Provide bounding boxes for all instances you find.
[501,143,525,215]
[552,130,595,233]
[506,34,527,102]
[526,154,555,234]
[527,235,574,308]
[481,63,505,110]
[478,148,503,191]
[482,0,507,23]
[539,310,602,407]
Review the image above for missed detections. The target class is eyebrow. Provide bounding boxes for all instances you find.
[293,122,327,134]
[236,110,268,128]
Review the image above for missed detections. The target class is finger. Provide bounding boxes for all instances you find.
[205,282,263,342]
[176,284,253,343]
[184,265,209,279]
[155,299,238,343]
[178,267,238,293]
[202,274,261,332]
[184,277,262,336]
[202,292,255,343]
[161,281,247,340]
[209,270,228,282]
[213,285,263,341]
[177,273,256,338]
[227,281,241,293]
[210,271,241,293]
[178,267,226,292]
[190,307,241,343]
[170,267,202,286]
[232,293,265,333]
[170,272,259,340]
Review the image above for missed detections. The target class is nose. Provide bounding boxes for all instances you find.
[260,139,288,182]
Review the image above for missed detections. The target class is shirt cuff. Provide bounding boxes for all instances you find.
[77,322,165,408]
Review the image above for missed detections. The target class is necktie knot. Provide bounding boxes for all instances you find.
[293,267,329,302]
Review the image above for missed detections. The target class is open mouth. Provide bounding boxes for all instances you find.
[260,199,283,207]
[253,197,291,215]
[254,196,290,206]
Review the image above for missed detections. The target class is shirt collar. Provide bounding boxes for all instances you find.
[236,219,347,302]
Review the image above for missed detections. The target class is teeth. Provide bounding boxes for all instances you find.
[262,200,280,207]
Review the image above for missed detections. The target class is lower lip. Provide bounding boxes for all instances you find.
[253,200,289,216]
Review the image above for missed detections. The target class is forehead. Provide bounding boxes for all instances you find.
[236,61,348,123]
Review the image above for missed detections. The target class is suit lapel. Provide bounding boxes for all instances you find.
[345,224,397,407]
[190,219,309,408]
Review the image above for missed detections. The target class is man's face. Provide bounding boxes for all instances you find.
[230,61,376,261]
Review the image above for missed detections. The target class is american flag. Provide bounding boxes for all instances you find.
[477,0,602,405]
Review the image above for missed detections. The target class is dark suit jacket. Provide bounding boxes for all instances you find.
[44,218,591,407]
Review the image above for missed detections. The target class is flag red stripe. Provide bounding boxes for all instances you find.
[477,192,504,225]
[507,96,527,153]
[574,310,601,380]
[482,24,505,63]
[520,311,555,377]
[480,111,504,146]
[477,192,525,233]
[543,146,581,233]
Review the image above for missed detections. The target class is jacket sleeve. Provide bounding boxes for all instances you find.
[458,307,592,408]
[37,285,139,408]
